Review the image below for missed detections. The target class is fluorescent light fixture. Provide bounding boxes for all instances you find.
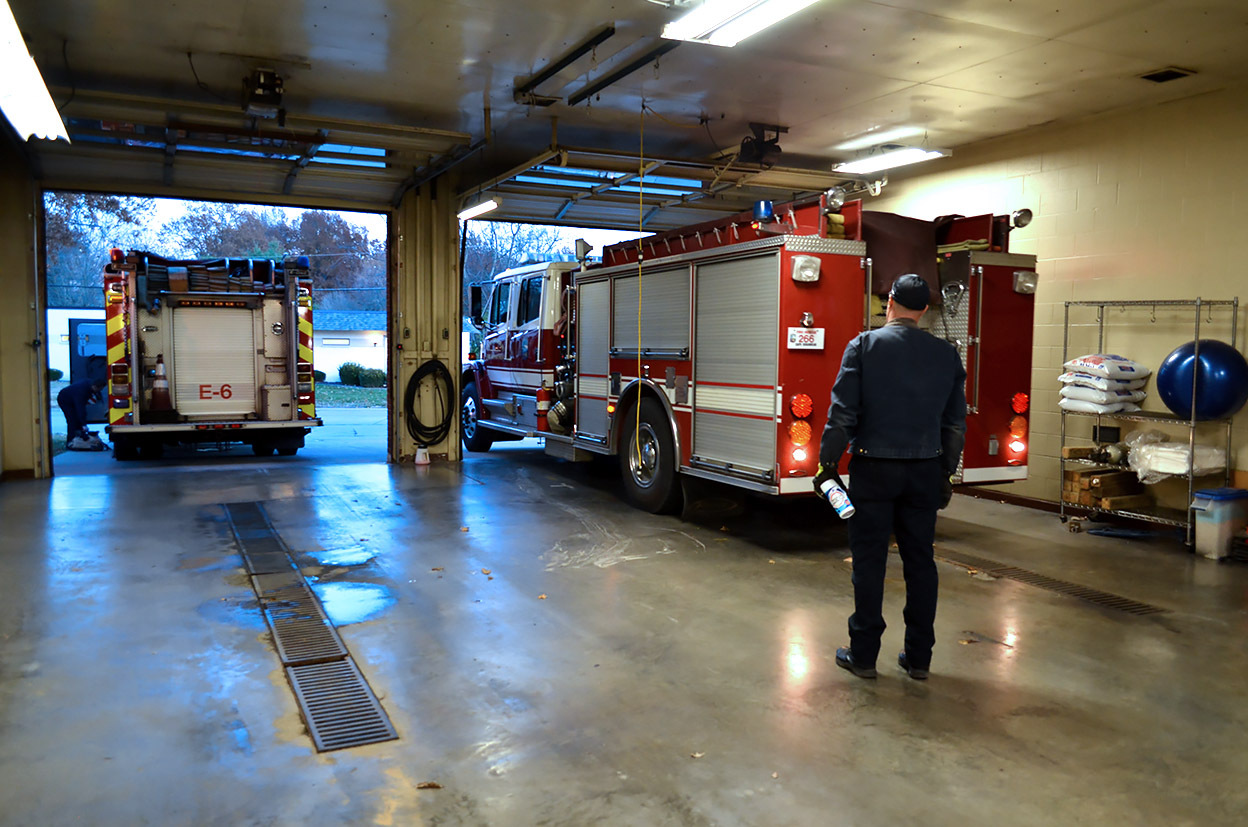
[662,0,823,48]
[834,126,924,152]
[833,146,948,175]
[457,197,501,221]
[0,1,69,141]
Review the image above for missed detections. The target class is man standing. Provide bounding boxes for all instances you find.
[818,274,967,680]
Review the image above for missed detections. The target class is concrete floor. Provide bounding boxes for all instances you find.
[2,439,1247,826]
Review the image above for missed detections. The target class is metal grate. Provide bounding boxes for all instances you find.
[259,583,349,666]
[224,501,398,752]
[936,550,1166,616]
[287,660,398,752]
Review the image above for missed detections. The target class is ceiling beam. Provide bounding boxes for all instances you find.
[567,40,680,107]
[283,129,329,195]
[514,24,616,106]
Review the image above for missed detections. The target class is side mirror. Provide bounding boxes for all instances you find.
[469,284,484,327]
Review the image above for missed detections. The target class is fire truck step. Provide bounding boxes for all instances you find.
[223,501,397,752]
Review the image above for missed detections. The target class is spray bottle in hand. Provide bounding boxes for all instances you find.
[813,464,855,519]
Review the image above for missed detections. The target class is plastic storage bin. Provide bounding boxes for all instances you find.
[1190,488,1248,560]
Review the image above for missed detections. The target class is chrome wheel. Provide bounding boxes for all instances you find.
[627,422,661,489]
[462,395,479,439]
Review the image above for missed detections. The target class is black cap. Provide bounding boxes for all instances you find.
[889,274,930,310]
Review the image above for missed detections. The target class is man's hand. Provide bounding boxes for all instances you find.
[939,475,954,510]
[813,463,846,495]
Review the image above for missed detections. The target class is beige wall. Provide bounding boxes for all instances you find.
[868,84,1248,502]
[0,139,48,480]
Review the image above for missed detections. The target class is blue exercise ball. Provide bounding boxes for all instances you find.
[1156,339,1248,420]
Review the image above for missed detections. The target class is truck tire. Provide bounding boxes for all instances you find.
[112,436,137,461]
[138,440,164,460]
[253,442,276,457]
[277,446,298,456]
[618,396,682,514]
[461,380,494,452]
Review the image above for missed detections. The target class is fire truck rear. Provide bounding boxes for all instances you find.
[103,249,322,459]
[461,197,1036,512]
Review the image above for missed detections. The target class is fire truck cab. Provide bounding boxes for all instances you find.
[462,198,1037,513]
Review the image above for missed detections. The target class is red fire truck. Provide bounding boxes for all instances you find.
[103,249,322,459]
[461,198,1037,512]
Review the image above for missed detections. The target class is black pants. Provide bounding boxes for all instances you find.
[846,456,943,669]
[57,386,88,439]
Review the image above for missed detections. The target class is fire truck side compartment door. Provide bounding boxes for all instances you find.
[172,308,258,416]
[576,280,609,439]
[692,253,779,474]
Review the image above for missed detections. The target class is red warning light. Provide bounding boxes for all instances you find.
[1011,392,1030,414]
[790,393,814,419]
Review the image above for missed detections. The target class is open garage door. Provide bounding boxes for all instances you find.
[37,91,473,210]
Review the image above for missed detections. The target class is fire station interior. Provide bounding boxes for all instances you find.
[2,1,1248,824]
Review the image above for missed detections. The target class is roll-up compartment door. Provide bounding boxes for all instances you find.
[612,266,690,354]
[576,280,610,440]
[172,308,258,416]
[693,253,779,474]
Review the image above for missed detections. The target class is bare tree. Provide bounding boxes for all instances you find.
[461,221,573,310]
[45,192,155,307]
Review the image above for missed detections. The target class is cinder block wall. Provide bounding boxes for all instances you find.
[868,84,1248,503]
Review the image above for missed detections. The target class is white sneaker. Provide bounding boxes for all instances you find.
[66,436,92,451]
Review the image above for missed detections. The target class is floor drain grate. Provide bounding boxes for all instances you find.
[258,584,349,666]
[287,660,398,752]
[936,550,1166,616]
[223,501,398,752]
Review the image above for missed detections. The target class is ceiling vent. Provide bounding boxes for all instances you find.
[1139,66,1195,84]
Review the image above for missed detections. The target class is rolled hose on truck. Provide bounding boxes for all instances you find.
[404,358,455,450]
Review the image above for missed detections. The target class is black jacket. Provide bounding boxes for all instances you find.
[819,319,967,475]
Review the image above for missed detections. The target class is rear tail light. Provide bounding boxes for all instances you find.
[790,393,814,419]
[1011,392,1029,414]
[1009,415,1027,437]
[788,420,812,446]
[1008,438,1027,454]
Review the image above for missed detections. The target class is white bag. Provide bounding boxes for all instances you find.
[1063,354,1151,380]
[1058,398,1141,414]
[1058,371,1149,391]
[1129,443,1227,483]
[1060,385,1147,405]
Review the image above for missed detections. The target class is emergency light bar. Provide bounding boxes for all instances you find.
[662,0,823,48]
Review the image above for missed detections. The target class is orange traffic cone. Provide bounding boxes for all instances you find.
[151,354,172,410]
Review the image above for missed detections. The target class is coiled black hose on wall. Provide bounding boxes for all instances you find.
[404,358,455,447]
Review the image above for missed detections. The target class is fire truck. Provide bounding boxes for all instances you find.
[102,249,322,459]
[461,197,1037,512]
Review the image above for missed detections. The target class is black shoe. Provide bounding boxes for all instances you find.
[898,652,929,680]
[836,647,877,679]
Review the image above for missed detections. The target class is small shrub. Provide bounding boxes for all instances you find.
[313,370,326,383]
[359,367,387,388]
[48,368,64,381]
[338,362,363,385]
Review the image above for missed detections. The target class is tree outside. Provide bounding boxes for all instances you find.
[44,192,386,311]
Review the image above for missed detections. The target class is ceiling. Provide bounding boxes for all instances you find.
[11,0,1248,227]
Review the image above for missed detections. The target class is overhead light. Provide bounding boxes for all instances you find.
[0,1,69,141]
[662,0,823,48]
[833,146,948,175]
[457,197,501,221]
